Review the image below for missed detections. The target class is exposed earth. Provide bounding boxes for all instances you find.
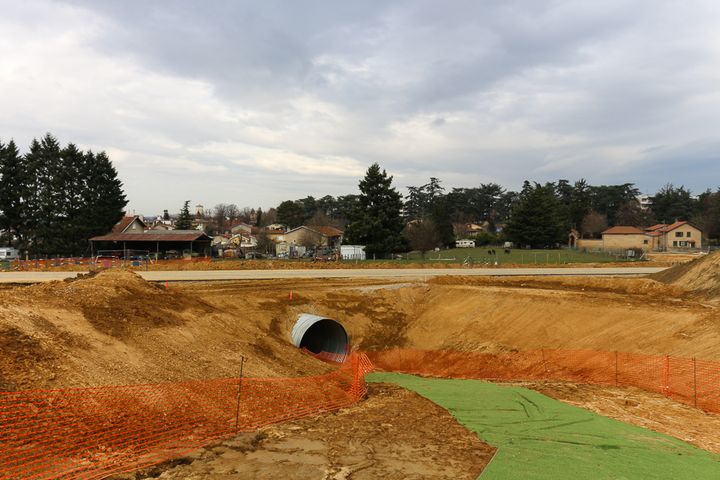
[1,251,720,477]
[111,384,494,480]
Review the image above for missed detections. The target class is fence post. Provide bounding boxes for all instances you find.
[693,357,697,408]
[614,351,618,387]
[234,355,246,434]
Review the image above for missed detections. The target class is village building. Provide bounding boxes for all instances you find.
[282,226,344,249]
[90,215,212,258]
[570,221,703,252]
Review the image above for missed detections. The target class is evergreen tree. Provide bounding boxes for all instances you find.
[276,200,305,228]
[505,182,564,247]
[176,200,193,230]
[651,184,699,223]
[344,163,406,257]
[81,150,127,250]
[431,197,455,247]
[255,207,263,227]
[1,133,127,255]
[0,140,26,247]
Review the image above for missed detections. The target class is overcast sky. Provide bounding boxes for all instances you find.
[1,1,719,215]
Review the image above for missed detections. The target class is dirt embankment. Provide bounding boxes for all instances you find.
[3,269,720,391]
[652,250,720,299]
[246,274,718,360]
[0,270,335,390]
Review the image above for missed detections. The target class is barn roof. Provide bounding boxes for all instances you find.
[90,230,211,242]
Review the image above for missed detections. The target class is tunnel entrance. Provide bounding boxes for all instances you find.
[291,314,349,360]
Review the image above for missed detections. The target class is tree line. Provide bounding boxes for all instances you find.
[0,134,127,255]
[269,166,720,255]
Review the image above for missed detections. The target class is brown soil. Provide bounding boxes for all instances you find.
[518,380,720,455]
[111,384,494,480]
[652,250,720,299]
[5,269,719,391]
[0,270,338,390]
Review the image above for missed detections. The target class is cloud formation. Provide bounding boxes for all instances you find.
[1,0,719,213]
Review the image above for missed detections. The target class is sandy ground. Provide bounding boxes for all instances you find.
[4,269,719,390]
[110,384,494,480]
[519,381,720,455]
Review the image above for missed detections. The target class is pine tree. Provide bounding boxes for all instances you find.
[80,150,127,253]
[176,200,193,229]
[344,163,406,257]
[276,200,305,228]
[0,140,26,247]
[505,182,564,248]
[431,198,455,248]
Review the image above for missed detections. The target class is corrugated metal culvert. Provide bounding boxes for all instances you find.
[291,313,349,360]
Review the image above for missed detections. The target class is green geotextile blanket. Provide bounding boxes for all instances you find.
[367,373,720,479]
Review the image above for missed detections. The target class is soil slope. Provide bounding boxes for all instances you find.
[652,250,720,299]
[0,270,332,390]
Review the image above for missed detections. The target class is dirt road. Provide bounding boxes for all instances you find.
[0,266,666,283]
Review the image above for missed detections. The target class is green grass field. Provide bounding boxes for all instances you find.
[368,373,720,479]
[399,247,632,264]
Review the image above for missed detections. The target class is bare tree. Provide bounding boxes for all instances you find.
[402,219,439,258]
[256,230,274,254]
[260,208,277,227]
[580,211,608,238]
[307,210,342,228]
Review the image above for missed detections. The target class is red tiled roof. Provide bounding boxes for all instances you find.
[645,221,696,234]
[112,216,137,233]
[91,231,211,242]
[602,226,646,235]
[663,220,689,232]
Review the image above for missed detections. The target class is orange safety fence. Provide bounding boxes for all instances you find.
[0,353,373,480]
[366,349,720,414]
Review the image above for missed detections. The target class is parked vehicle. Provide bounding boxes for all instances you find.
[0,247,20,261]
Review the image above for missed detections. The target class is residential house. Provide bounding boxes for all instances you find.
[283,226,344,249]
[601,226,651,251]
[452,222,491,237]
[112,215,147,234]
[231,223,254,235]
[645,221,703,250]
[583,221,704,253]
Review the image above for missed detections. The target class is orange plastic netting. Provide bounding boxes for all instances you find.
[0,353,373,480]
[366,349,720,413]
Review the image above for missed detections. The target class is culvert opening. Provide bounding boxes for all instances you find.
[291,314,349,360]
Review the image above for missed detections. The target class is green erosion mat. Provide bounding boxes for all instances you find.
[367,373,720,480]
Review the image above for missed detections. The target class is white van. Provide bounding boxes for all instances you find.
[0,247,20,261]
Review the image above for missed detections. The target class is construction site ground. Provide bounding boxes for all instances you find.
[111,383,494,480]
[2,250,720,477]
[368,373,720,480]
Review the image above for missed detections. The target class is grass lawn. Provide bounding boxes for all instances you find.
[400,247,633,264]
[368,373,720,480]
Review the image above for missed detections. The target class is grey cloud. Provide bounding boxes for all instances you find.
[2,0,720,212]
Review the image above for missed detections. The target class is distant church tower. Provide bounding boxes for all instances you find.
[195,204,205,217]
